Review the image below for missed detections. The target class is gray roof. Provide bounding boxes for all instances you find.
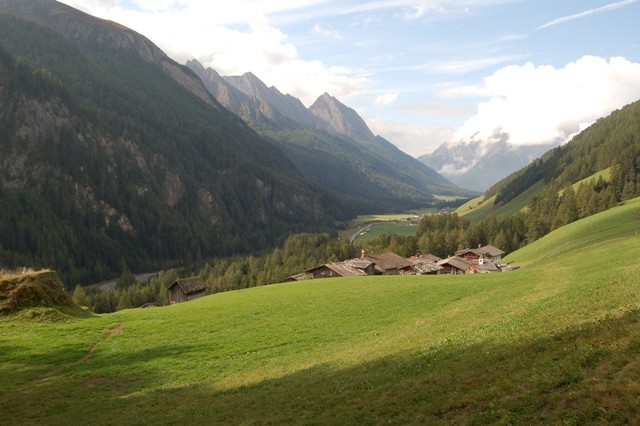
[479,245,505,257]
[414,254,442,263]
[305,263,367,277]
[472,259,502,272]
[437,256,472,271]
[366,252,412,271]
[169,276,206,294]
[457,245,505,258]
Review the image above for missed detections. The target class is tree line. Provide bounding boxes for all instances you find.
[75,164,640,314]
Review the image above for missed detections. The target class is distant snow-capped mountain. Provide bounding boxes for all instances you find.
[419,140,558,192]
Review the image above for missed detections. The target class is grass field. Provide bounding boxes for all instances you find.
[2,199,640,424]
[352,221,418,241]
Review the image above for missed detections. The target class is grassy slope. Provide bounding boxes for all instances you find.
[459,167,614,223]
[1,199,640,424]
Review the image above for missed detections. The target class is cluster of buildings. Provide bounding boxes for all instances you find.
[168,245,511,304]
[287,245,509,282]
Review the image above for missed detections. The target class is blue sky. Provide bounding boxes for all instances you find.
[59,0,640,156]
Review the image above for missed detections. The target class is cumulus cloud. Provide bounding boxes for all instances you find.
[58,0,366,105]
[374,92,399,106]
[450,56,640,147]
[366,116,455,157]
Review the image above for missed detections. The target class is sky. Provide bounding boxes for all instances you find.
[57,0,640,157]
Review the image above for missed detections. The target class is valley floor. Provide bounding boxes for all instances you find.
[1,200,640,424]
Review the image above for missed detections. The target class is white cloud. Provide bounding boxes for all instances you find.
[366,116,455,157]
[537,0,638,30]
[452,56,640,147]
[374,92,399,106]
[312,23,341,38]
[58,0,366,105]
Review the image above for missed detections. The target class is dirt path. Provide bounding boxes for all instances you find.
[39,322,125,381]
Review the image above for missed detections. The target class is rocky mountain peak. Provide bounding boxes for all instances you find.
[310,92,375,141]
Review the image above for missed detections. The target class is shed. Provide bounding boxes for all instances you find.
[168,276,207,304]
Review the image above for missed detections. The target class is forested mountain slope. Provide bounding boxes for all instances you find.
[458,99,640,240]
[0,0,351,285]
[188,60,469,213]
[486,99,640,206]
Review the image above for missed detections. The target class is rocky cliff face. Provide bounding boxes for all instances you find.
[0,3,350,284]
[0,0,217,109]
[309,93,375,141]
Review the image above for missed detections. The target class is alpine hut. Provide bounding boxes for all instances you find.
[168,276,207,304]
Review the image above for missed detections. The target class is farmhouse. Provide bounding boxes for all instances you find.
[437,256,473,275]
[365,252,413,275]
[286,244,508,282]
[470,258,502,274]
[457,245,506,264]
[168,276,207,304]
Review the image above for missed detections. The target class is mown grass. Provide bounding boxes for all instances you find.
[457,180,546,222]
[2,199,640,424]
[353,222,418,241]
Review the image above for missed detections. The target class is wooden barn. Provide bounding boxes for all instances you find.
[456,245,506,264]
[366,252,413,275]
[437,256,472,275]
[168,276,207,304]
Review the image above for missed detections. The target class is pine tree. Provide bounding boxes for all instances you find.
[71,284,90,308]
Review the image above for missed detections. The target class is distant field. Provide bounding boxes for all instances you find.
[343,210,431,241]
[2,197,640,424]
[355,213,418,222]
[433,194,468,201]
[353,221,417,241]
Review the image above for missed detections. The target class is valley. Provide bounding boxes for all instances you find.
[1,1,640,424]
[2,199,639,424]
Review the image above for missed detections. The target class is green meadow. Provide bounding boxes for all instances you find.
[2,199,640,424]
[353,221,418,241]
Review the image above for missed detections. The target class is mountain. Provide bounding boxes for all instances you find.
[458,99,640,224]
[187,60,470,212]
[419,140,557,192]
[309,93,375,141]
[0,0,352,284]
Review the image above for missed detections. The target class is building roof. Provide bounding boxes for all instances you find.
[437,256,472,271]
[305,263,368,277]
[410,254,443,274]
[414,253,442,263]
[169,276,206,294]
[472,259,502,272]
[457,245,506,259]
[479,245,505,257]
[366,252,412,271]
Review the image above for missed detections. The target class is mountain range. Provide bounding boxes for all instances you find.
[187,60,469,213]
[0,0,354,284]
[0,0,474,285]
[419,140,558,192]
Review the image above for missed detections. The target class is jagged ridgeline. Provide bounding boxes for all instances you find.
[0,0,352,286]
[187,61,469,213]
